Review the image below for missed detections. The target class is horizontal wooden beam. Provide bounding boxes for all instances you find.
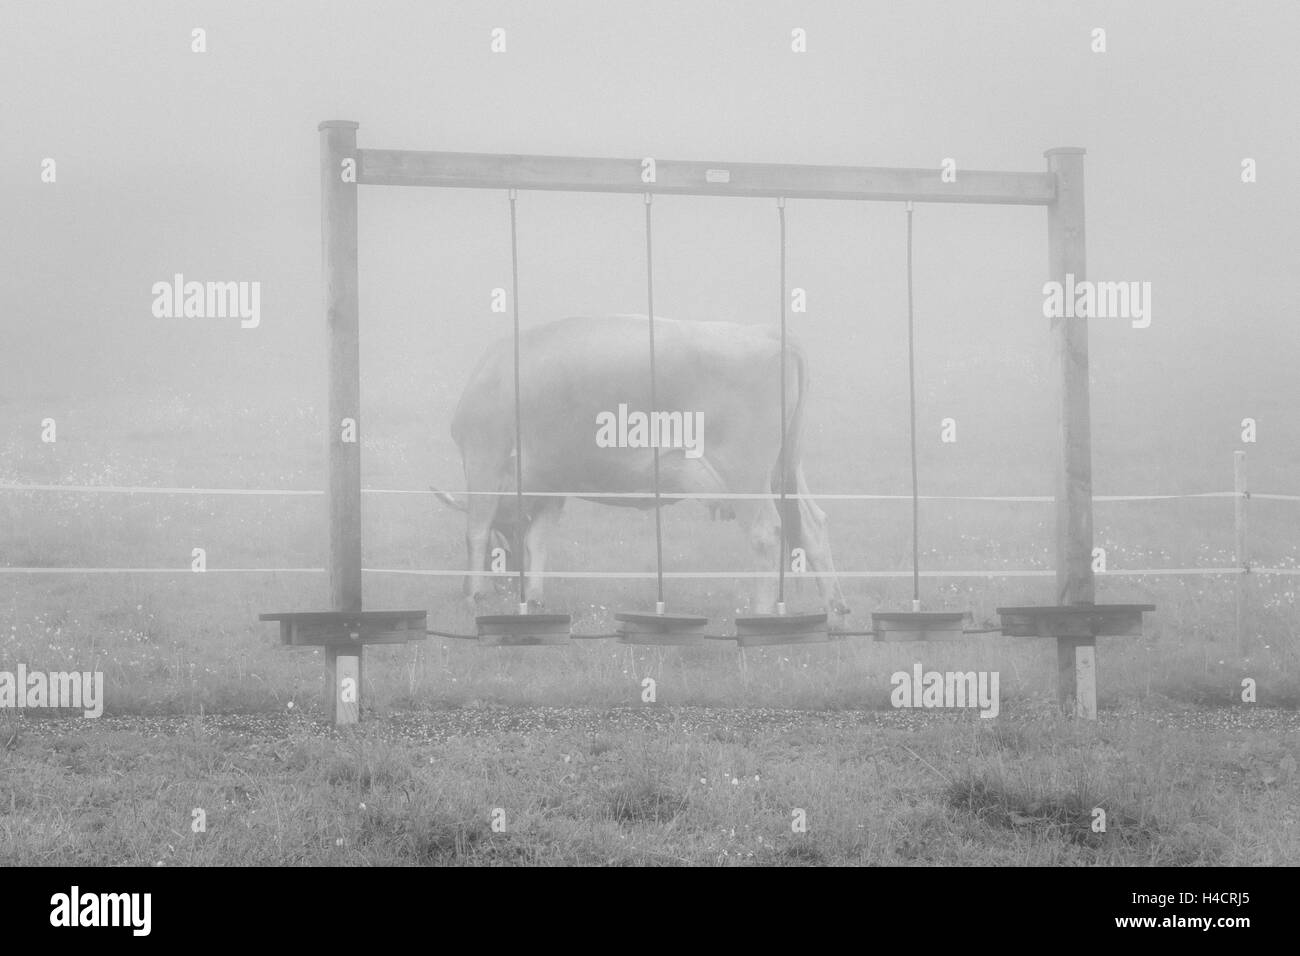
[996,604,1154,639]
[261,609,427,646]
[356,149,1056,205]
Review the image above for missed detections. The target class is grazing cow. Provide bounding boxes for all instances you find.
[444,315,849,617]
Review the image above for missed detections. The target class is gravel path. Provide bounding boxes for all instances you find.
[9,703,1299,744]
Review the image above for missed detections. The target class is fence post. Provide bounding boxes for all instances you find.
[1234,450,1248,656]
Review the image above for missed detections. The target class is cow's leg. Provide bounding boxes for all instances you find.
[521,499,563,608]
[793,464,850,616]
[663,455,774,611]
[733,495,783,615]
[491,525,514,593]
[464,492,501,607]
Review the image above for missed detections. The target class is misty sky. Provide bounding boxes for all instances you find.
[3,1,1298,492]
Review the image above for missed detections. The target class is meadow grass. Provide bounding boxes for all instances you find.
[2,701,1294,865]
[0,388,1297,865]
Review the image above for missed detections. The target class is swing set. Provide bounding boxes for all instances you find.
[262,122,1153,724]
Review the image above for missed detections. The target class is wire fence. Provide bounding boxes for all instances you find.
[0,473,1292,579]
[0,566,1260,577]
[9,482,1295,502]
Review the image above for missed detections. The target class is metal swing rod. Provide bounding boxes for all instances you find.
[906,201,920,610]
[507,189,527,610]
[904,200,925,613]
[776,197,789,609]
[644,194,666,611]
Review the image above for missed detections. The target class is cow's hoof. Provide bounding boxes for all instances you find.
[526,597,546,611]
[831,600,852,617]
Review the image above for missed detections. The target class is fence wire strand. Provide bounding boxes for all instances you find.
[0,482,1291,579]
[0,482,1260,503]
[0,566,1269,577]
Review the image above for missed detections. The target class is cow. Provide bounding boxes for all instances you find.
[443,315,849,617]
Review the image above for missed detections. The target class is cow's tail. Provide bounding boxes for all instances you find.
[773,343,808,555]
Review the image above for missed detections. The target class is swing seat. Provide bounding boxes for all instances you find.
[615,611,710,646]
[475,612,572,646]
[733,611,831,647]
[872,611,967,642]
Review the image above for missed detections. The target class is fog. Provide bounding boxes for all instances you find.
[3,0,1298,504]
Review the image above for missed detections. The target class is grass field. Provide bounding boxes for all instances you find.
[5,0,1300,871]
[4,703,1297,866]
[1,365,1298,866]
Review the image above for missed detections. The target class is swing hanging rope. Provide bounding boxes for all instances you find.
[508,188,527,611]
[906,200,920,611]
[776,197,789,610]
[645,194,666,611]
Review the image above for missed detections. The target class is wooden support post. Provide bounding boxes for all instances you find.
[322,120,362,613]
[1066,639,1097,720]
[325,646,363,726]
[1046,147,1095,718]
[321,120,363,724]
[1234,450,1248,656]
[260,610,425,725]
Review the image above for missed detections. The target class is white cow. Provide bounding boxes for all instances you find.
[442,315,849,617]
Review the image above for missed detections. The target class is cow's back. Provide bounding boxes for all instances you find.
[451,315,801,494]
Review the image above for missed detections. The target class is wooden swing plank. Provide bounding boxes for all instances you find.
[734,612,831,647]
[615,611,710,645]
[871,611,967,642]
[476,613,572,646]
